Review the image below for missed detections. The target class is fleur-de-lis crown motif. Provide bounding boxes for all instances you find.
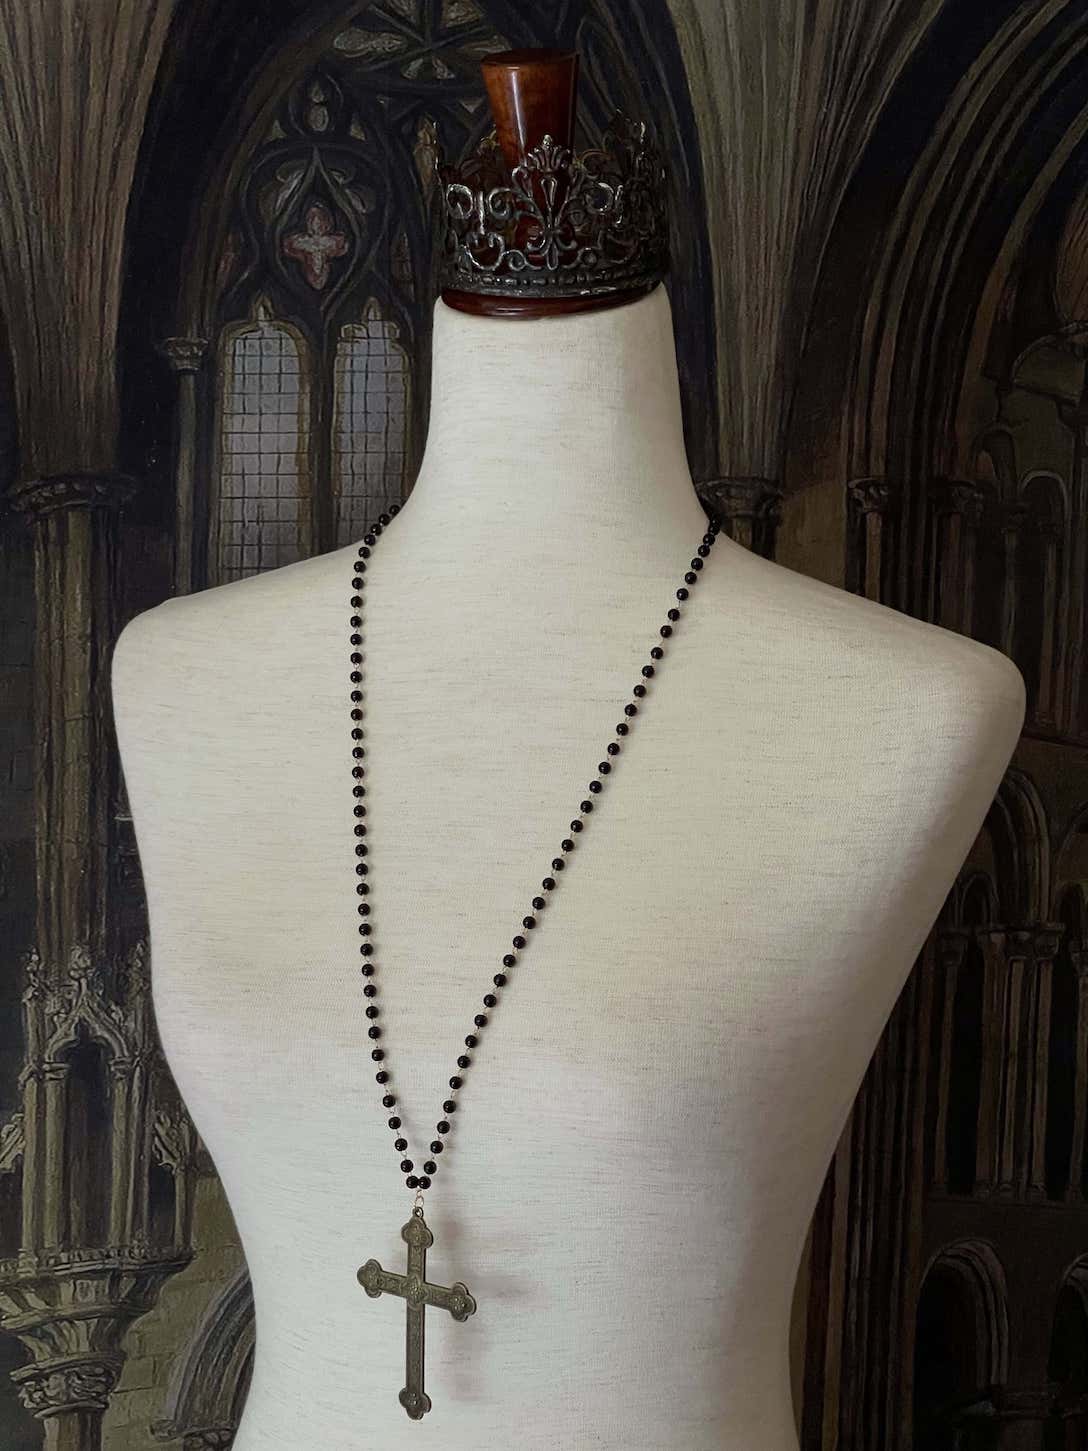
[437,114,669,304]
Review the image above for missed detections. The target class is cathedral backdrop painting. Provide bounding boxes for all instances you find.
[1,1,1087,1447]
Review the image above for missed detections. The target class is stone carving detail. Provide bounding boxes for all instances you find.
[15,1359,120,1417]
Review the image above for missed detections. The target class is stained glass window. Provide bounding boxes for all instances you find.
[333,300,411,545]
[214,316,310,582]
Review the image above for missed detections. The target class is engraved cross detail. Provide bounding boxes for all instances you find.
[357,1211,477,1419]
[282,203,348,290]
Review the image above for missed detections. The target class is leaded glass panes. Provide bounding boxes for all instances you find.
[333,301,410,544]
[215,320,310,582]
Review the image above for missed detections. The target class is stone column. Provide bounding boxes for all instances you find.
[997,502,1029,665]
[1022,925,1062,1200]
[696,477,783,557]
[1058,389,1088,732]
[158,337,208,597]
[927,479,983,633]
[930,927,969,1192]
[1067,946,1088,1201]
[993,1387,1052,1450]
[847,478,898,603]
[995,928,1034,1196]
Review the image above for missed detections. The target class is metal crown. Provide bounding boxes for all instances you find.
[437,115,669,305]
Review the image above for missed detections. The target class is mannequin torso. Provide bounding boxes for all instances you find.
[112,288,1024,1449]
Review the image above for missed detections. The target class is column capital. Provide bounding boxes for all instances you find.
[8,470,138,518]
[848,476,900,515]
[12,1355,121,1418]
[182,1431,236,1451]
[696,475,782,523]
[935,926,971,971]
[927,476,984,522]
[158,336,209,374]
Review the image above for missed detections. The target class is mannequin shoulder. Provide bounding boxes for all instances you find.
[698,543,1026,742]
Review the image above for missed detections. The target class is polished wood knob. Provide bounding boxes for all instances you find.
[480,48,578,168]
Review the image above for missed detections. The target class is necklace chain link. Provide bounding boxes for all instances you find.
[348,505,721,1213]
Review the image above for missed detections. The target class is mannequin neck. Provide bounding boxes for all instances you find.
[404,285,706,551]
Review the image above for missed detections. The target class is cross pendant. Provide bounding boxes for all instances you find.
[357,1209,477,1420]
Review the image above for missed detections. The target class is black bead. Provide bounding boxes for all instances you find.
[598,760,612,773]
[542,877,556,890]
[437,1118,452,1132]
[395,1137,408,1151]
[430,1140,444,1153]
[616,722,629,735]
[354,806,366,818]
[533,894,546,906]
[388,1116,401,1129]
[353,787,366,800]
[483,993,497,1007]
[607,743,620,756]
[690,557,704,570]
[350,616,362,627]
[365,1005,379,1019]
[633,684,647,698]
[400,1159,413,1172]
[698,544,710,557]
[449,1076,463,1090]
[417,1175,431,1189]
[465,1033,478,1048]
[382,1093,396,1107]
[473,1013,488,1027]
[363,983,376,996]
[457,1054,471,1069]
[423,1160,437,1175]
[350,672,362,684]
[493,973,507,987]
[588,781,602,793]
[443,1100,457,1113]
[650,647,663,660]
[561,839,574,851]
[513,934,526,948]
[406,1174,419,1188]
[350,652,362,665]
[677,588,689,600]
[351,596,362,607]
[351,690,363,702]
[660,625,672,638]
[551,858,565,871]
[641,665,655,678]
[503,953,516,967]
[580,800,594,812]
[354,827,367,839]
[522,915,535,929]
[371,1048,384,1060]
[624,704,638,716]
[375,1069,389,1083]
[684,571,697,584]
[361,964,374,977]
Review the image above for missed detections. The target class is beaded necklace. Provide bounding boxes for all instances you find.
[349,503,720,1419]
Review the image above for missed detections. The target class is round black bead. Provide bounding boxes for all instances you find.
[616,722,629,735]
[650,647,664,660]
[633,684,647,698]
[698,544,710,557]
[388,1116,401,1129]
[371,1048,384,1060]
[465,1033,478,1048]
[624,703,638,716]
[561,839,574,851]
[677,588,689,601]
[351,690,363,702]
[580,800,594,812]
[493,973,507,987]
[406,1174,419,1188]
[684,571,697,584]
[423,1160,437,1175]
[607,743,620,755]
[395,1137,408,1151]
[522,915,536,929]
[437,1119,452,1132]
[690,557,704,570]
[660,625,673,638]
[641,665,655,678]
[375,1069,389,1083]
[400,1159,413,1173]
[513,934,527,948]
[382,1094,396,1107]
[503,953,516,967]
[418,1175,431,1189]
[533,894,546,906]
[598,760,611,774]
[588,781,602,793]
[483,993,497,1007]
[366,1005,379,1020]
[443,1100,457,1113]
[473,1013,488,1027]
[363,983,376,996]
[449,1076,463,1090]
[551,858,565,871]
[457,1054,471,1069]
[542,877,556,890]
[430,1140,444,1153]
[368,1026,381,1040]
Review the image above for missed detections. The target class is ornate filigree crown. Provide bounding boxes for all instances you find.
[437,115,669,306]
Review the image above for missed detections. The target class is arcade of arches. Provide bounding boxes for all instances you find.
[0,2,1087,1448]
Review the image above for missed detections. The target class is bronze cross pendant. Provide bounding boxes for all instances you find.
[357,1209,477,1420]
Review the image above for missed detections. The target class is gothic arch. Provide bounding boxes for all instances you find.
[152,1267,255,1446]
[916,1238,1011,1389]
[985,768,1051,922]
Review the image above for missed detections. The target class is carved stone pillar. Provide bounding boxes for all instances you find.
[1058,390,1088,732]
[927,479,983,633]
[8,473,137,971]
[997,501,1029,665]
[1066,946,1088,1202]
[1033,518,1062,728]
[696,477,782,557]
[159,337,208,596]
[930,927,969,1192]
[992,1387,1052,1449]
[1022,925,1063,1199]
[996,928,1034,1196]
[847,478,898,603]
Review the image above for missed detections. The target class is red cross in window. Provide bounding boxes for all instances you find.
[283,203,349,290]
